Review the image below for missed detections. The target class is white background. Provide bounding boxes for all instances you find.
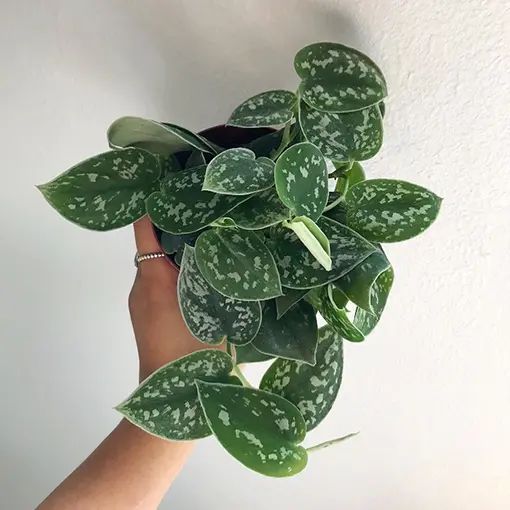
[1,1,509,508]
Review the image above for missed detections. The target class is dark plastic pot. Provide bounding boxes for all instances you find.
[152,125,273,269]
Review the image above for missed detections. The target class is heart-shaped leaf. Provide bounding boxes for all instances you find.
[147,166,248,234]
[227,90,297,127]
[299,101,383,162]
[203,148,275,195]
[185,150,207,168]
[233,342,274,364]
[107,116,216,156]
[274,142,329,221]
[116,350,233,441]
[195,228,282,301]
[354,266,394,335]
[246,130,284,158]
[222,188,290,230]
[273,216,376,289]
[178,246,262,345]
[294,42,387,113]
[275,287,309,319]
[345,179,442,242]
[252,300,318,365]
[260,325,343,430]
[285,216,332,270]
[196,381,307,477]
[38,148,160,231]
[333,249,390,312]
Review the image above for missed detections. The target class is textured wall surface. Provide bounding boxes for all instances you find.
[1,1,509,508]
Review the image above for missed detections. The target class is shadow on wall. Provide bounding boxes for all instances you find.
[52,0,362,127]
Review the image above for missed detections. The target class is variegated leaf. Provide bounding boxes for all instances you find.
[234,342,274,364]
[294,42,387,113]
[195,228,282,301]
[116,350,233,441]
[107,116,216,156]
[246,130,284,158]
[38,148,160,231]
[345,179,442,242]
[146,166,248,234]
[227,90,297,127]
[160,231,197,255]
[260,325,343,430]
[285,216,332,271]
[252,300,318,365]
[178,246,262,345]
[273,216,376,289]
[354,266,394,335]
[196,381,307,477]
[203,148,274,195]
[223,188,290,230]
[186,150,207,168]
[333,249,390,312]
[299,101,383,162]
[275,288,309,319]
[274,142,328,221]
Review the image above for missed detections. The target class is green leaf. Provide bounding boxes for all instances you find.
[222,188,290,230]
[333,249,390,312]
[273,216,376,289]
[203,148,275,195]
[116,350,233,441]
[186,150,207,168]
[246,130,283,158]
[160,231,197,255]
[294,42,387,113]
[195,228,282,301]
[38,148,160,231]
[354,266,394,335]
[146,165,248,234]
[107,116,216,156]
[234,342,274,364]
[274,142,328,221]
[314,286,365,342]
[275,288,309,319]
[324,192,348,224]
[299,101,383,162]
[178,246,262,345]
[227,90,297,127]
[252,300,318,364]
[196,381,307,477]
[345,179,442,242]
[285,216,332,271]
[260,325,343,430]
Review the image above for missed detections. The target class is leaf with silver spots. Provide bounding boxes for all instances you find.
[275,287,309,319]
[38,148,160,231]
[116,350,233,441]
[196,381,307,477]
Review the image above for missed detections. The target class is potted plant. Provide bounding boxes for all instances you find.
[38,42,441,477]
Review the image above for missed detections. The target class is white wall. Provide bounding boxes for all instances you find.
[1,1,509,508]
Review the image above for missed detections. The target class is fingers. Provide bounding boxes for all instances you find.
[133,215,161,253]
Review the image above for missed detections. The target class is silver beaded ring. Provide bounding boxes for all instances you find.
[134,252,166,267]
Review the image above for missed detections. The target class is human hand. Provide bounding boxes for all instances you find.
[129,216,211,381]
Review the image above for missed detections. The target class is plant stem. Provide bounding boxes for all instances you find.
[306,432,359,453]
[232,365,253,388]
[323,194,345,212]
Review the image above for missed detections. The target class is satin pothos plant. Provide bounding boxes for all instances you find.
[38,42,441,477]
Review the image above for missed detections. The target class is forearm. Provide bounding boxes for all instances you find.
[38,420,193,510]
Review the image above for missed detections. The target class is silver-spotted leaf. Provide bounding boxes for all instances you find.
[294,42,387,113]
[147,166,248,234]
[275,288,309,319]
[354,266,394,335]
[234,342,274,364]
[252,300,318,365]
[223,188,290,230]
[273,216,376,289]
[195,228,282,301]
[227,90,297,127]
[274,142,328,221]
[178,246,262,345]
[107,116,216,156]
[260,325,343,430]
[38,148,160,231]
[299,101,383,162]
[196,381,307,477]
[334,249,390,312]
[203,148,275,195]
[116,350,233,440]
[160,231,197,255]
[345,179,442,242]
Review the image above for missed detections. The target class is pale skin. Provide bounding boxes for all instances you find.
[38,216,216,510]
